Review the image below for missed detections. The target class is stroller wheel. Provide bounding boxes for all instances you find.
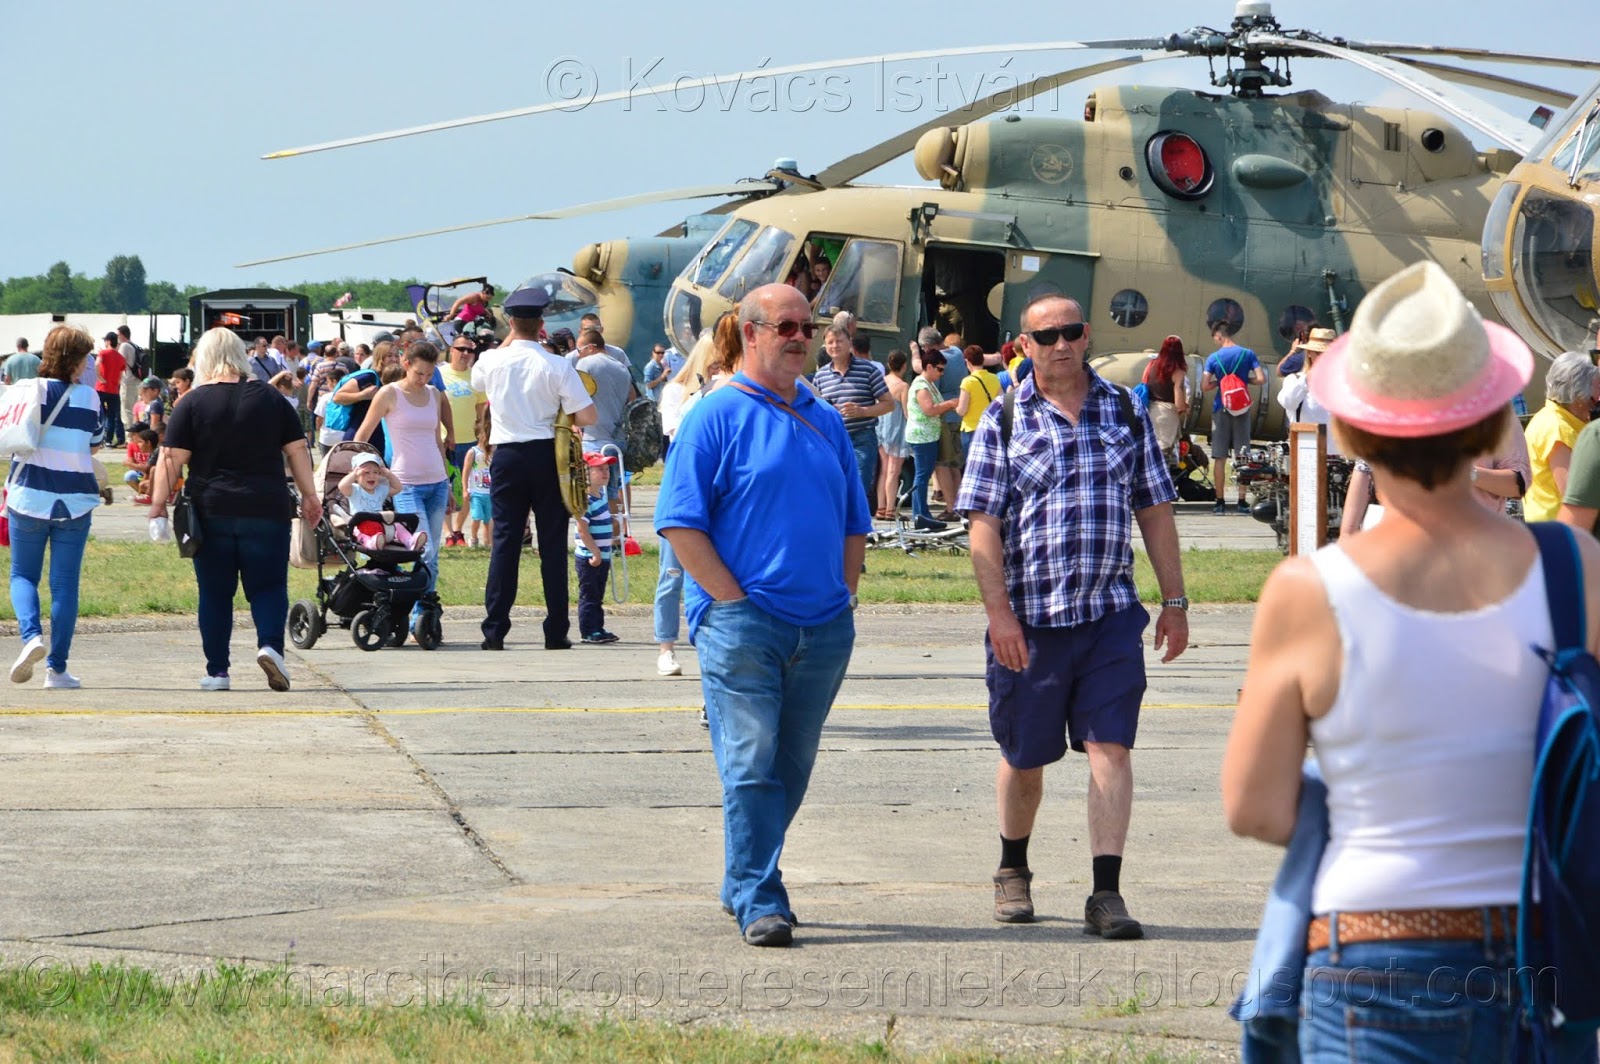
[289,599,323,650]
[351,610,386,652]
[414,612,441,651]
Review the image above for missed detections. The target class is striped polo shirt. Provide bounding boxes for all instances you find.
[812,355,888,434]
[575,493,613,560]
[7,379,106,520]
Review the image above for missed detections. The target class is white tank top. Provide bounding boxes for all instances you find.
[1308,542,1547,914]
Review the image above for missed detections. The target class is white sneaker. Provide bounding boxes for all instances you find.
[43,668,80,689]
[257,647,290,692]
[657,650,682,676]
[199,674,231,691]
[10,636,45,684]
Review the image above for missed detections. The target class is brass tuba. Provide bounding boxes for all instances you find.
[554,369,598,517]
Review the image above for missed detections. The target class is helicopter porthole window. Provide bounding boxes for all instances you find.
[1145,131,1215,201]
[1109,289,1149,329]
[1206,298,1245,337]
[1277,305,1317,341]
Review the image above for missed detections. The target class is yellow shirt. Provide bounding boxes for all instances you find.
[437,365,487,446]
[1524,400,1587,522]
[959,369,1001,432]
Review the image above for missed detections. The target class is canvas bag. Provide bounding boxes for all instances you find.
[1217,349,1254,415]
[0,379,73,461]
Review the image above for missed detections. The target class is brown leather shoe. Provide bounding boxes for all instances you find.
[993,867,1035,923]
[1084,890,1144,939]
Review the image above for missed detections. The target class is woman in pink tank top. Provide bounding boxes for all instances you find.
[354,341,456,632]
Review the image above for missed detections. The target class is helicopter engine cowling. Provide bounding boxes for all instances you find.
[914,127,971,191]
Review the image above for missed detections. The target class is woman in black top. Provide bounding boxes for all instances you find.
[1144,335,1191,457]
[147,328,322,692]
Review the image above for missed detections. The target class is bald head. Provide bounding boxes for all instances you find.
[1021,294,1084,331]
[738,284,810,348]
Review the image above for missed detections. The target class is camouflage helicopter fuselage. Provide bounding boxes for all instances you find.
[662,83,1527,440]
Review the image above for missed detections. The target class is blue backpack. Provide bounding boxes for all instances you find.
[1523,522,1600,1055]
[321,368,376,433]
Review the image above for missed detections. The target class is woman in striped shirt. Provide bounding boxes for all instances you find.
[8,325,105,689]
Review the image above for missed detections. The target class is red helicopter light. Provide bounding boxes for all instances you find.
[1146,132,1215,200]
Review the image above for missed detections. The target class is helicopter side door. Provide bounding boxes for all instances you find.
[998,250,1097,341]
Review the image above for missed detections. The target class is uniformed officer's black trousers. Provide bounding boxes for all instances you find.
[483,439,571,645]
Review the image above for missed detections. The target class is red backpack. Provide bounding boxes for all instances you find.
[1217,350,1253,415]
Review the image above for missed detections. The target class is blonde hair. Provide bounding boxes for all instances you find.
[191,327,251,383]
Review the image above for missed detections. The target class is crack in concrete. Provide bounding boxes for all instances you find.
[292,657,521,887]
[31,904,325,942]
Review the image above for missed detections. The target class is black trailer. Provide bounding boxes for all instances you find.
[188,289,311,348]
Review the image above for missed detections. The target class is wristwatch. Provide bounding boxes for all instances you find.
[1161,596,1190,611]
[849,593,860,610]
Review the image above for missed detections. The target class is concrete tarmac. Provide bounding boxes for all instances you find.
[0,595,1274,1060]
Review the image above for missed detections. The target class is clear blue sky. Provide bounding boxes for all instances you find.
[4,0,1592,292]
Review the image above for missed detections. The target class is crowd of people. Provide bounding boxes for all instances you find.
[9,263,1600,1058]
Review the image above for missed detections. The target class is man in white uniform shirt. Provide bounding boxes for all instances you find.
[471,286,596,651]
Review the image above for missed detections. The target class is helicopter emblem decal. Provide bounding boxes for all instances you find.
[1030,144,1075,184]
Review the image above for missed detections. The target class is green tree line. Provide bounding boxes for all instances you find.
[0,256,423,316]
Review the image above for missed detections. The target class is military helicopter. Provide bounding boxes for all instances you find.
[250,2,1598,440]
[1479,76,1600,361]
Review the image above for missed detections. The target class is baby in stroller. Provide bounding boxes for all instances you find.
[337,453,427,553]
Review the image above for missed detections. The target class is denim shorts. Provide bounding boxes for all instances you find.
[986,604,1149,768]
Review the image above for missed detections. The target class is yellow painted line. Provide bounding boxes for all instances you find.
[0,702,1232,719]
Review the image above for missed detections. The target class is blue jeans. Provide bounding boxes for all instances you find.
[848,427,878,514]
[1300,935,1597,1063]
[694,599,855,929]
[393,479,449,610]
[909,440,939,521]
[653,532,683,644]
[8,509,92,673]
[192,515,290,678]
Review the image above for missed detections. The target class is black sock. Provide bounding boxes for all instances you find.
[999,834,1030,871]
[1092,855,1122,895]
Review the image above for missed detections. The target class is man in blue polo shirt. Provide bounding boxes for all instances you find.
[656,283,872,949]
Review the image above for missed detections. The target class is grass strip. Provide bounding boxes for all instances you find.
[0,540,1275,622]
[0,960,1197,1064]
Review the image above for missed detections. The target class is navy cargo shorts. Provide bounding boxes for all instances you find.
[985,604,1149,769]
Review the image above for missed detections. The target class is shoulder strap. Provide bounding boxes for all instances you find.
[1000,388,1016,449]
[1115,384,1136,433]
[728,381,830,444]
[1531,522,1586,652]
[1227,349,1246,377]
[40,379,72,431]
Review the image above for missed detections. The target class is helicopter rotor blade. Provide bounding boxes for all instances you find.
[261,39,1167,159]
[1352,43,1600,73]
[1255,35,1539,153]
[235,182,778,267]
[1394,59,1577,110]
[813,51,1185,188]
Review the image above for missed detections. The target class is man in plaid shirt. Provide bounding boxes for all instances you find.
[956,293,1189,939]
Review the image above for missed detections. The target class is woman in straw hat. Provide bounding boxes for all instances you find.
[1221,261,1600,1057]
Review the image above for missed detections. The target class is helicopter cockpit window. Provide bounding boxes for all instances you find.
[687,219,758,289]
[716,227,796,301]
[1513,188,1598,353]
[1109,289,1148,328]
[814,239,902,325]
[1206,298,1245,336]
[1481,183,1520,282]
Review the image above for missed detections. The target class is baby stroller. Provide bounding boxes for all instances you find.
[288,441,444,652]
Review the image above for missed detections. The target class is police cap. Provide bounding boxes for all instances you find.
[503,287,552,319]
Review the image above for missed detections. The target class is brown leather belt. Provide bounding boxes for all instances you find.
[1307,906,1527,953]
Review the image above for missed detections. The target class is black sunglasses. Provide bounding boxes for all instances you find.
[450,345,474,353]
[754,319,818,340]
[1027,322,1086,347]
